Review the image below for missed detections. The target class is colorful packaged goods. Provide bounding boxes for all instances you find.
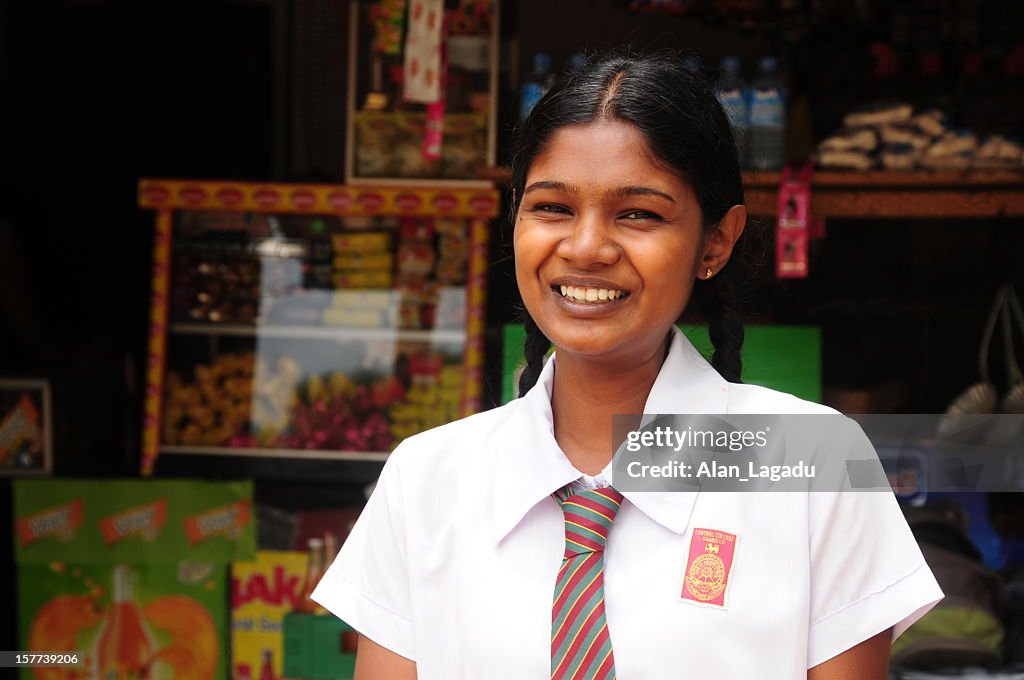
[231,550,308,680]
[14,479,255,680]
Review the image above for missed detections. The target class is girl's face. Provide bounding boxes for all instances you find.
[514,120,708,366]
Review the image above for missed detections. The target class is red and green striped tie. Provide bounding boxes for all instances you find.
[551,485,624,680]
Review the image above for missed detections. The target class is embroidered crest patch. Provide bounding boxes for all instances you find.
[680,527,738,608]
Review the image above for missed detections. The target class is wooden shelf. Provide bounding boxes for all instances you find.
[744,170,1024,218]
[169,322,467,344]
[162,445,390,462]
[743,170,1024,188]
[481,167,1024,219]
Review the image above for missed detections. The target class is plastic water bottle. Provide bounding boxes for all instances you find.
[681,54,703,74]
[519,53,553,121]
[715,57,749,167]
[748,56,787,170]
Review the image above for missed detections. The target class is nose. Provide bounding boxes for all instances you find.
[555,211,620,267]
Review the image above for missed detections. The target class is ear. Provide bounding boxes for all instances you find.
[699,205,746,278]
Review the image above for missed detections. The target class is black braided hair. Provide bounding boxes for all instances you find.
[511,49,749,395]
[692,265,745,384]
[518,311,551,398]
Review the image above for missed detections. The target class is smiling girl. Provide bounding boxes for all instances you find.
[313,51,942,680]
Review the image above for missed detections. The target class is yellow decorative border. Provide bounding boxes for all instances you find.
[462,218,489,416]
[141,210,173,476]
[138,181,497,472]
[138,179,501,218]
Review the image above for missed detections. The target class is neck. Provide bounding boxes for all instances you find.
[551,334,670,475]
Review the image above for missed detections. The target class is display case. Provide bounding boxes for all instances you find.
[138,179,498,476]
[345,0,499,185]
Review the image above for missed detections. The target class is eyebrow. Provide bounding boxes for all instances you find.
[523,180,577,195]
[523,180,676,204]
[609,185,677,204]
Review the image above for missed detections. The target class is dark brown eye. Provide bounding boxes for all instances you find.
[621,210,663,221]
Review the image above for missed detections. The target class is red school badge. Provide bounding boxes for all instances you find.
[680,528,738,608]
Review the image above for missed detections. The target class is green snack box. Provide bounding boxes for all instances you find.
[14,479,255,680]
[283,612,357,680]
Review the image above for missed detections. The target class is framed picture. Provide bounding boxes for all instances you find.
[0,379,52,476]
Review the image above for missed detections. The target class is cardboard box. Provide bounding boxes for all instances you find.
[232,551,308,680]
[283,613,356,680]
[14,479,255,680]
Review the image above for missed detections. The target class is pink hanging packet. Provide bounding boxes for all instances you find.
[775,163,814,279]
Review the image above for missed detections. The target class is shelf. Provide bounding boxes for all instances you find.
[162,445,390,462]
[138,179,502,218]
[479,167,1024,219]
[743,170,1024,188]
[169,322,467,344]
[745,170,1023,219]
[154,448,388,487]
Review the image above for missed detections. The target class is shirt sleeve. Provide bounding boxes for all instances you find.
[806,418,944,669]
[311,445,415,661]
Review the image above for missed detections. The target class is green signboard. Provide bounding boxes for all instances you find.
[502,324,821,404]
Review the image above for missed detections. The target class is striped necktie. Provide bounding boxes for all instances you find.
[551,484,624,680]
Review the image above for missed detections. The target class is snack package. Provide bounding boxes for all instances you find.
[880,144,920,170]
[879,124,932,150]
[926,130,978,157]
[974,135,1024,168]
[815,149,876,170]
[397,243,436,277]
[333,252,394,271]
[842,102,914,128]
[321,307,390,328]
[910,109,948,137]
[817,127,878,153]
[355,113,400,177]
[442,112,487,178]
[394,113,438,177]
[332,232,392,252]
[332,270,393,289]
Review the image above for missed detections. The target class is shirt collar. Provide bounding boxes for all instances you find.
[490,326,731,542]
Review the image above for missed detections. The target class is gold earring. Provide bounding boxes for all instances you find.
[705,267,714,279]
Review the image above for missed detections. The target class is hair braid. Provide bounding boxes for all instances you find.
[694,267,744,383]
[518,311,551,397]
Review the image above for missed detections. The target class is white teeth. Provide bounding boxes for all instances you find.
[557,286,626,303]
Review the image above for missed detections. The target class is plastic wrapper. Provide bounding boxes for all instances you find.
[880,144,920,170]
[926,131,978,157]
[818,127,878,153]
[816,149,876,170]
[842,102,914,128]
[354,113,400,177]
[442,112,487,178]
[333,252,394,270]
[332,232,392,252]
[919,153,973,169]
[910,109,948,137]
[974,135,1024,168]
[332,270,393,288]
[879,124,932,150]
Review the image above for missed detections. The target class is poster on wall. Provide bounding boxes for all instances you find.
[0,378,52,476]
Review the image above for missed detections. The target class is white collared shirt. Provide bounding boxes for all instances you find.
[312,327,943,679]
